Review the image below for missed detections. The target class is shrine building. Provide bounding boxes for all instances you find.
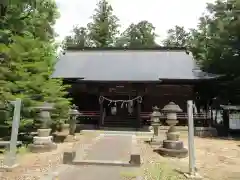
[52,47,221,129]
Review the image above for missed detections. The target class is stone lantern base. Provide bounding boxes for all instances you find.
[154,140,188,158]
[154,127,188,158]
[28,136,57,153]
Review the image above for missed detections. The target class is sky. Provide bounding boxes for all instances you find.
[54,0,215,43]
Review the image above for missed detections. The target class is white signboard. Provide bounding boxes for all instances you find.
[229,113,240,130]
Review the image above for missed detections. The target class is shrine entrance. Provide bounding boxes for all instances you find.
[69,81,199,128]
[99,95,142,128]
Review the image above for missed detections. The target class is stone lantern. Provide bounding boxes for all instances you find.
[64,105,81,142]
[149,106,161,145]
[155,102,188,158]
[29,102,57,153]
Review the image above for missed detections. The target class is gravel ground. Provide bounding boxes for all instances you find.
[137,138,187,180]
[137,131,240,180]
[0,132,98,180]
[1,131,240,180]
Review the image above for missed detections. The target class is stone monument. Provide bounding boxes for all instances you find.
[64,105,81,142]
[154,102,188,158]
[29,102,57,153]
[149,106,162,145]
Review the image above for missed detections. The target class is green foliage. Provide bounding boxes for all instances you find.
[64,1,158,49]
[116,20,158,48]
[87,0,120,47]
[163,0,240,77]
[185,0,240,103]
[163,26,190,47]
[64,0,120,48]
[63,26,92,48]
[190,0,240,75]
[0,0,70,132]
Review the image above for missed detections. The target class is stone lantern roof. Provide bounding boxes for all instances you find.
[162,102,182,113]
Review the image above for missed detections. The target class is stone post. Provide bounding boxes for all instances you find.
[154,102,188,158]
[149,106,161,145]
[3,99,21,169]
[29,102,57,153]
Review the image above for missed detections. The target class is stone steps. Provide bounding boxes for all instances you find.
[103,117,138,127]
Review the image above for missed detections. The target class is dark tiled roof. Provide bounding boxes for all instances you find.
[52,49,219,81]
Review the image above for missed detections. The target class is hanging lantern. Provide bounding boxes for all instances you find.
[128,100,133,114]
[111,103,117,115]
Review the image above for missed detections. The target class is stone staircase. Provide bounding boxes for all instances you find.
[103,116,137,127]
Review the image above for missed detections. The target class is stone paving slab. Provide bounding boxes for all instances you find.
[82,134,132,162]
[73,134,103,161]
[47,165,141,180]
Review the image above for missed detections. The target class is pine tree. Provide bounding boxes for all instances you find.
[87,0,120,47]
[0,0,70,130]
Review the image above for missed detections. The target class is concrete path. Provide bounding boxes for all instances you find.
[42,133,141,180]
[82,134,132,162]
[51,165,140,180]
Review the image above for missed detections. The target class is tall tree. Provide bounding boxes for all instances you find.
[64,26,92,48]
[190,0,240,103]
[190,0,240,75]
[0,0,70,130]
[87,0,120,47]
[163,25,190,47]
[116,20,158,48]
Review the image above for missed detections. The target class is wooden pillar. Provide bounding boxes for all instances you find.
[99,94,104,128]
[136,93,142,130]
[137,101,141,129]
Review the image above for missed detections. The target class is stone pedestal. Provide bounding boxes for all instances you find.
[155,102,188,158]
[29,136,57,153]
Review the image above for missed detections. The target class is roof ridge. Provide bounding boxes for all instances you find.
[65,46,187,51]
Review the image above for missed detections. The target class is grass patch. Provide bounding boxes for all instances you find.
[17,145,29,155]
[120,168,141,179]
[0,145,29,155]
[144,162,187,180]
